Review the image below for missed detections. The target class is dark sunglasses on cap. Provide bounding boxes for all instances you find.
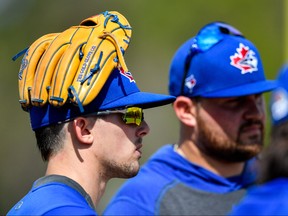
[181,22,244,95]
[96,107,144,126]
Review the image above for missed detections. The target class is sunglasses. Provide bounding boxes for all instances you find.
[95,107,144,126]
[181,22,244,95]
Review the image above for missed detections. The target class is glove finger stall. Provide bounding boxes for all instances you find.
[18,33,59,108]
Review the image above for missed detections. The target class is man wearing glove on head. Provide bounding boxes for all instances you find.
[104,22,278,215]
[7,11,175,216]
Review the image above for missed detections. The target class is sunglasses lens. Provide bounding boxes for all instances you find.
[197,22,243,51]
[123,107,143,126]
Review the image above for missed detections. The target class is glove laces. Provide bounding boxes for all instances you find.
[71,31,130,113]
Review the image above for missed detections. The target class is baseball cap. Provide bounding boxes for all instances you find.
[169,22,278,97]
[29,68,175,130]
[270,64,288,125]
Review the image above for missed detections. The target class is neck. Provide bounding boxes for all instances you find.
[175,142,245,177]
[46,152,107,207]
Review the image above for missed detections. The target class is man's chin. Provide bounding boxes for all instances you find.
[231,145,262,162]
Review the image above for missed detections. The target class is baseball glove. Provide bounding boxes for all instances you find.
[16,11,132,112]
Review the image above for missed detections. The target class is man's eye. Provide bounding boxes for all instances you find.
[222,99,242,108]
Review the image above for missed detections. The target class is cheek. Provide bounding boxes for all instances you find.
[95,125,135,158]
[219,116,241,139]
[200,109,240,139]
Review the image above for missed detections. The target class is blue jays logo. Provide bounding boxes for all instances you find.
[119,67,135,82]
[185,74,196,93]
[230,43,258,74]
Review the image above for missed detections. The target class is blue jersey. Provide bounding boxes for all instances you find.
[229,178,288,215]
[7,175,97,215]
[104,144,256,215]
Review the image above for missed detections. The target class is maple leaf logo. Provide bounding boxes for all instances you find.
[119,67,135,82]
[230,43,258,74]
[185,74,196,93]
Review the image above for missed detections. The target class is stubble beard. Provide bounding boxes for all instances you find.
[196,115,264,162]
[104,158,140,179]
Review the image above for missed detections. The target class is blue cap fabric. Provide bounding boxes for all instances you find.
[30,68,175,130]
[169,22,277,98]
[270,64,288,125]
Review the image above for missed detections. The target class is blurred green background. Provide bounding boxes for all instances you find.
[0,0,285,214]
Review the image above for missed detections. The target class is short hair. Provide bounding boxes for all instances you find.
[34,123,65,161]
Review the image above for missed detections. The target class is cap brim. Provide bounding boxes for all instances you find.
[201,80,278,98]
[98,92,176,110]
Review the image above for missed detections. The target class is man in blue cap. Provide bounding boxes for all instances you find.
[104,22,277,215]
[7,11,175,216]
[228,64,288,215]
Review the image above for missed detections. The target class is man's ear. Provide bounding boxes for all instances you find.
[173,96,197,127]
[72,117,94,145]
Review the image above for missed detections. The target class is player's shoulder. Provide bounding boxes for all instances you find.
[7,182,96,215]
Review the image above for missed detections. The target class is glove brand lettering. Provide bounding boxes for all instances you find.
[16,11,132,108]
[230,43,258,74]
[77,45,97,81]
[18,51,29,80]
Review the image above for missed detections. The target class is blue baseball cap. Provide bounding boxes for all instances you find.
[29,68,175,130]
[270,64,288,125]
[169,22,277,97]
